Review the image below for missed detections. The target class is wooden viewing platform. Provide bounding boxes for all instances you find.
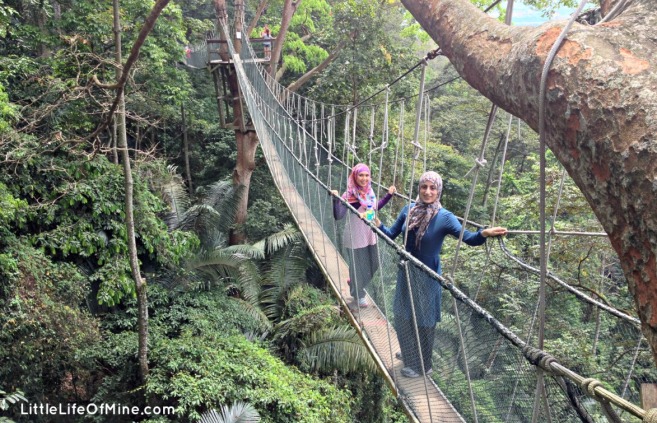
[254,106,466,423]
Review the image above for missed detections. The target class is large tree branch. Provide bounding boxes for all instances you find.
[246,0,269,37]
[268,0,301,76]
[87,0,171,142]
[286,39,347,91]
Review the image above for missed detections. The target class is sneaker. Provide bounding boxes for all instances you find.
[395,351,403,360]
[358,297,369,307]
[401,367,420,378]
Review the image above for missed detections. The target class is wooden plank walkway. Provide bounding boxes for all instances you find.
[256,124,466,423]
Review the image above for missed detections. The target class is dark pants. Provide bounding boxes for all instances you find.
[396,318,435,373]
[347,244,379,300]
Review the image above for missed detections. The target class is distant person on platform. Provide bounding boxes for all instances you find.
[184,45,191,64]
[377,171,507,378]
[262,25,272,60]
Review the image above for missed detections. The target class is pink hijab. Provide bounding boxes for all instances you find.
[342,163,376,207]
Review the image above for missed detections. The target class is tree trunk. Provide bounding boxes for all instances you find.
[113,0,148,382]
[181,103,193,194]
[400,0,657,365]
[230,131,259,245]
[216,0,259,245]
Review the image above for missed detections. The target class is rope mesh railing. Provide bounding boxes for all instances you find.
[217,21,657,422]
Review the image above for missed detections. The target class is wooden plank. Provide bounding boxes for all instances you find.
[256,124,465,423]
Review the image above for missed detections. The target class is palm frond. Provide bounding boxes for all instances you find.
[155,165,192,229]
[260,249,310,321]
[201,180,245,236]
[233,259,262,303]
[299,326,377,374]
[251,238,266,257]
[273,305,339,341]
[173,204,224,233]
[230,297,273,332]
[200,402,261,423]
[223,244,265,261]
[189,249,261,299]
[263,224,302,256]
[187,249,246,284]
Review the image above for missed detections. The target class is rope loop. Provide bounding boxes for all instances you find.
[539,353,556,371]
[581,377,603,399]
[644,408,657,422]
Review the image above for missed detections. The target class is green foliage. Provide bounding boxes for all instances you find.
[0,82,16,133]
[0,242,100,413]
[147,334,352,422]
[0,137,199,305]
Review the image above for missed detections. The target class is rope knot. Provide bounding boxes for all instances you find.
[644,408,657,422]
[581,378,603,399]
[521,345,542,365]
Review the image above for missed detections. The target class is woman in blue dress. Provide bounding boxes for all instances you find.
[377,171,507,378]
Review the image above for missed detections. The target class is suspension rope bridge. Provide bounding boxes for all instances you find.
[187,16,657,422]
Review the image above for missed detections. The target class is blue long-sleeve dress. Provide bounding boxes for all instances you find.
[379,204,486,326]
[379,204,486,373]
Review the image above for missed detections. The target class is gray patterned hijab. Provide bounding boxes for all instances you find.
[408,171,443,249]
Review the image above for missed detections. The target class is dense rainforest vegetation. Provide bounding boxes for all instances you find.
[0,0,653,421]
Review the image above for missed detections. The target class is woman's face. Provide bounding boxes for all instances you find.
[356,171,370,188]
[419,182,439,203]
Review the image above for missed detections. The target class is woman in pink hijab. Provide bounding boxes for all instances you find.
[331,163,396,308]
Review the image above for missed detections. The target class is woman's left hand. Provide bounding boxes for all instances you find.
[388,185,397,195]
[482,227,508,237]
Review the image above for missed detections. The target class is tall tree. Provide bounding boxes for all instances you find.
[399,0,657,365]
[215,0,260,245]
[112,0,150,383]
